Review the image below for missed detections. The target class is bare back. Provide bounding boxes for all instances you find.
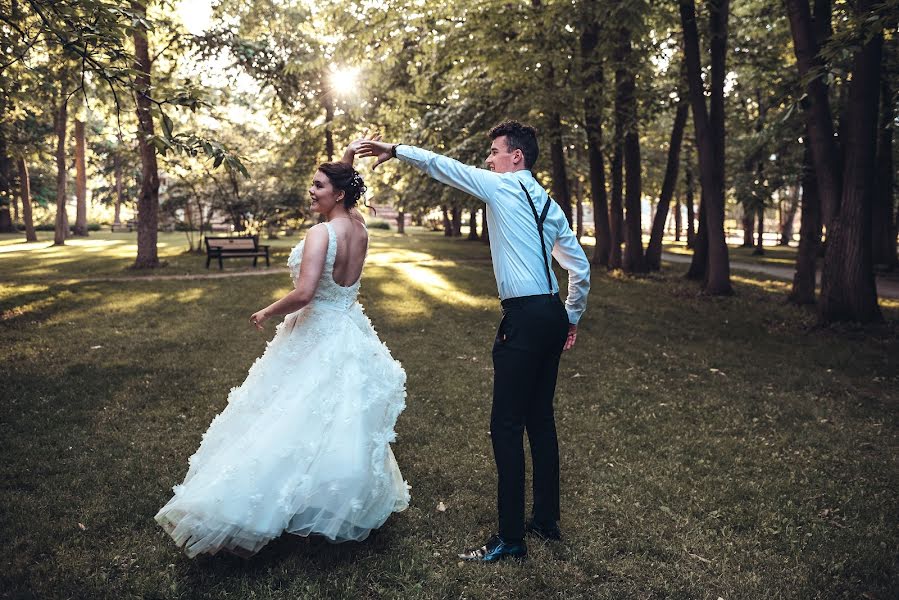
[328,217,369,287]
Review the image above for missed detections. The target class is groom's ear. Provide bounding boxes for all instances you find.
[513,149,523,165]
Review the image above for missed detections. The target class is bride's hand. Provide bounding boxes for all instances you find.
[249,309,269,330]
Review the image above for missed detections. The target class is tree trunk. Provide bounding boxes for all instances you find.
[0,140,13,233]
[323,92,335,162]
[397,209,405,234]
[53,90,68,246]
[674,194,682,242]
[871,78,896,269]
[583,74,611,266]
[575,181,584,240]
[615,23,646,274]
[685,146,696,248]
[467,208,478,240]
[73,118,88,236]
[18,158,37,241]
[549,112,573,226]
[779,185,800,245]
[609,141,624,269]
[789,142,820,304]
[785,0,841,231]
[451,205,462,237]
[132,1,160,268]
[113,150,123,225]
[741,209,754,247]
[818,11,883,323]
[647,100,689,270]
[680,0,732,294]
[753,205,765,255]
[442,205,451,236]
[686,194,708,280]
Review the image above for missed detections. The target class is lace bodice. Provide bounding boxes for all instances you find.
[287,221,362,310]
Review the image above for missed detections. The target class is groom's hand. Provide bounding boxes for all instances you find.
[563,324,577,351]
[356,140,396,170]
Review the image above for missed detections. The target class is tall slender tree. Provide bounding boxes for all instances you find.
[680,0,732,294]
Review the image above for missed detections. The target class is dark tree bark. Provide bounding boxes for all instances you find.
[18,158,37,242]
[581,19,611,266]
[467,208,479,240]
[132,1,160,267]
[451,205,462,237]
[53,88,68,246]
[779,185,800,245]
[549,112,573,226]
[817,8,883,323]
[609,141,623,269]
[785,0,841,230]
[73,118,88,236]
[680,0,732,294]
[753,205,765,255]
[674,194,682,242]
[615,23,646,273]
[789,143,820,304]
[686,194,708,280]
[741,210,754,247]
[441,205,451,236]
[397,209,405,234]
[872,78,897,269]
[0,147,13,233]
[647,100,689,270]
[113,148,123,225]
[685,145,696,247]
[323,92,335,162]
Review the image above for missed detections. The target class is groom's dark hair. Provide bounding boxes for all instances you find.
[488,120,539,169]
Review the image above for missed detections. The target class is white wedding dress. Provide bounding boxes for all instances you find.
[155,222,409,558]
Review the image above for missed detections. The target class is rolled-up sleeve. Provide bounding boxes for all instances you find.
[396,145,500,205]
[552,227,591,324]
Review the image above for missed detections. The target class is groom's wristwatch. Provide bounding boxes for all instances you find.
[391,144,399,158]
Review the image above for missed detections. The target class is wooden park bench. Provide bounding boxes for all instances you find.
[204,235,271,270]
[110,220,135,232]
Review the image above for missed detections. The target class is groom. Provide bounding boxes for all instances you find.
[359,121,590,562]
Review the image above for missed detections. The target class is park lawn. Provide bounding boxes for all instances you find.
[1,230,897,599]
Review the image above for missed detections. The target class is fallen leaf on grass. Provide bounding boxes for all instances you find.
[436,501,447,512]
[78,522,87,531]
[90,345,103,350]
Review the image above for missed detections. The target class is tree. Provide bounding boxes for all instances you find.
[679,0,732,294]
[646,97,689,271]
[73,117,88,236]
[785,0,885,322]
[17,158,37,241]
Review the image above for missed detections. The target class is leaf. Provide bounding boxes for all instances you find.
[436,501,447,512]
[78,522,87,531]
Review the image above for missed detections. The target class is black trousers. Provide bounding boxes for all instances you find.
[491,293,569,542]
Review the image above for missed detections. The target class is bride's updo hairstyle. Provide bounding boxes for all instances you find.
[318,162,367,210]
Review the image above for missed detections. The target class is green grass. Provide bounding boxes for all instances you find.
[1,231,897,599]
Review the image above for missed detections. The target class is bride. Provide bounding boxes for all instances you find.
[155,137,409,558]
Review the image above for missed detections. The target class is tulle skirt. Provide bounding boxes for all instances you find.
[155,301,409,558]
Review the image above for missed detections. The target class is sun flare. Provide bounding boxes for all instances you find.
[329,66,360,94]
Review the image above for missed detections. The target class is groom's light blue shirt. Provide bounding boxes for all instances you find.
[396,145,591,324]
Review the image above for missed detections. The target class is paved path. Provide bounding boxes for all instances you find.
[662,252,899,299]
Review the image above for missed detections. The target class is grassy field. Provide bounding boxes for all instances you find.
[1,230,897,599]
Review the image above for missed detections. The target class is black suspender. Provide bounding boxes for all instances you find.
[518,181,554,294]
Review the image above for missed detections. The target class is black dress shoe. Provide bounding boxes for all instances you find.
[525,520,562,541]
[458,534,527,562]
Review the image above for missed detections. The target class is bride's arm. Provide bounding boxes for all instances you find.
[249,225,329,329]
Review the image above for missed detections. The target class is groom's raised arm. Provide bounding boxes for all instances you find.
[396,146,500,204]
[358,141,500,205]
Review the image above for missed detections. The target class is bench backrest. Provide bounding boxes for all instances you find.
[205,236,258,250]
